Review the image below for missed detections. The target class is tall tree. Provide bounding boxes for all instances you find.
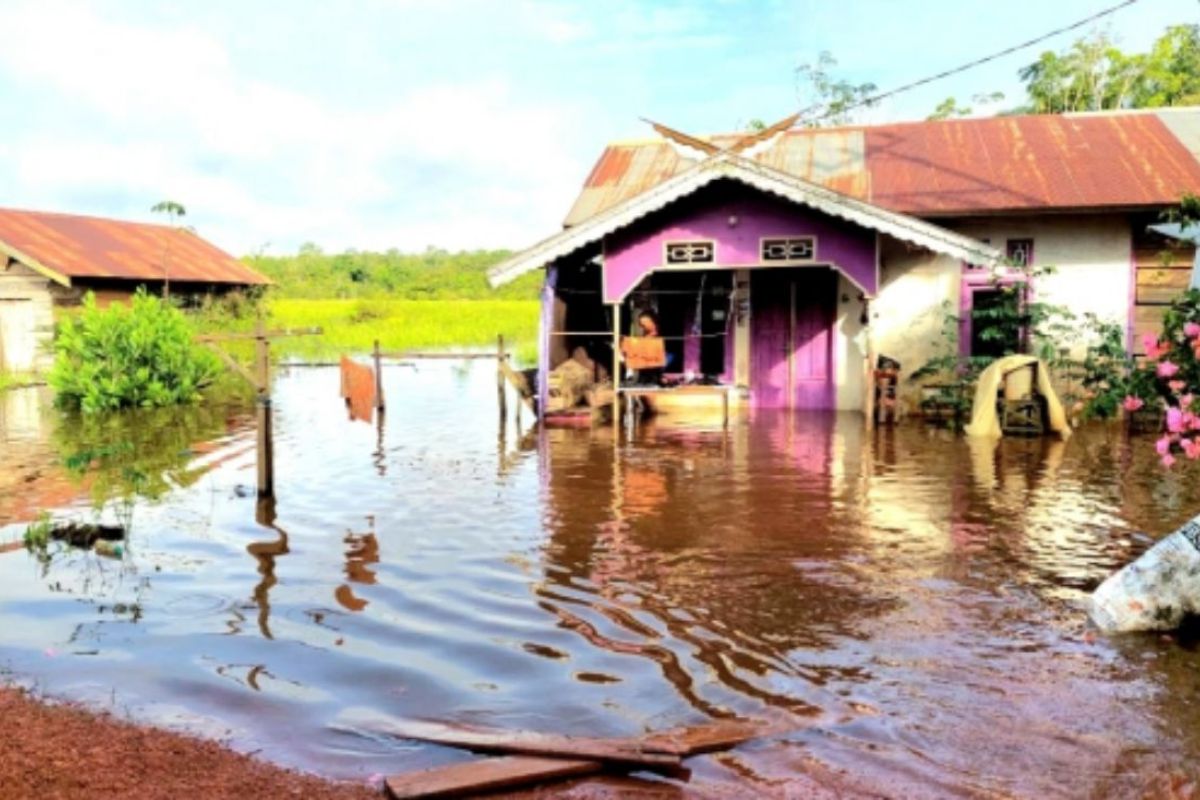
[151,200,186,301]
[1018,25,1200,113]
[795,51,877,127]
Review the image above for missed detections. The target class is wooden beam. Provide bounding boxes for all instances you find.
[196,326,322,343]
[385,757,600,800]
[365,718,682,771]
[377,352,500,360]
[0,240,71,287]
[201,343,258,389]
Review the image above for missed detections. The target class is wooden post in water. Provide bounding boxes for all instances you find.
[497,334,508,425]
[254,313,275,498]
[611,303,621,432]
[373,339,385,413]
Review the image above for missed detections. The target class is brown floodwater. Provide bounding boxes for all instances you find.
[2,364,1200,798]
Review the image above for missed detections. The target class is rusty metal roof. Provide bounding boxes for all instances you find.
[564,109,1200,226]
[0,208,268,287]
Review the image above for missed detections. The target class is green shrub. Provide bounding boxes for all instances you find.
[49,290,220,413]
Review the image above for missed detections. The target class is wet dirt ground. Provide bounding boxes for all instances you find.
[2,363,1200,798]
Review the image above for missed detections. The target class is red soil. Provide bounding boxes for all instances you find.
[0,687,379,800]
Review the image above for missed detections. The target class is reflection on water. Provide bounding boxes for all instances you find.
[2,366,1200,797]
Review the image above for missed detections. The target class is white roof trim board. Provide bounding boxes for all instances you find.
[488,151,1002,289]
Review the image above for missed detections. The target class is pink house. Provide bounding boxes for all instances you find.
[489,109,1200,422]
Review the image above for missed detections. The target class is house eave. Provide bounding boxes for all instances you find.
[488,153,1002,289]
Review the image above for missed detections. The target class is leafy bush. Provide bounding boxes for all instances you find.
[49,290,220,413]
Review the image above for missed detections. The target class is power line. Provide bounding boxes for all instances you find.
[794,0,1142,126]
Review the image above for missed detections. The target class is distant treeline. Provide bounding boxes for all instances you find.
[243,243,540,300]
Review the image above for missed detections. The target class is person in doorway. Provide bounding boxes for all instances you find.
[620,310,667,386]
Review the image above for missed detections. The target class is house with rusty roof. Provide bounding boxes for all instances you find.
[489,107,1200,422]
[0,208,268,373]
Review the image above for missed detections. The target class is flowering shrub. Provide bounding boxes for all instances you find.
[1135,289,1200,466]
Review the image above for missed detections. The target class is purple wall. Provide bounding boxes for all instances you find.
[601,187,878,302]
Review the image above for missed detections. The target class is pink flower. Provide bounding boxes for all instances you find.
[1183,394,1195,409]
[1156,435,1173,455]
[1185,321,1200,339]
[1162,453,1177,468]
[1158,360,1180,378]
[1167,407,1186,433]
[1183,439,1200,460]
[1144,334,1171,360]
[1170,380,1187,394]
[1122,395,1145,412]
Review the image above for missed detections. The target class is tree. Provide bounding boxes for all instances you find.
[794,51,877,127]
[1017,25,1200,113]
[1136,24,1200,107]
[151,200,187,300]
[927,92,1005,120]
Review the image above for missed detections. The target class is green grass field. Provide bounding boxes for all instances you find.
[265,298,540,364]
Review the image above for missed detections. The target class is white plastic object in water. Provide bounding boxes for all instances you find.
[1090,514,1200,633]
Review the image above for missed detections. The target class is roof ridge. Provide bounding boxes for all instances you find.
[608,106,1200,148]
[0,206,180,232]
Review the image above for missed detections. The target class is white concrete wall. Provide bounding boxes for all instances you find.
[953,214,1132,358]
[872,243,963,411]
[863,215,1133,412]
[0,260,56,373]
[834,272,867,410]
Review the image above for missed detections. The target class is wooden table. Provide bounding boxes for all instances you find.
[618,384,738,429]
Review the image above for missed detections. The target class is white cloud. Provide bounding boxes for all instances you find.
[0,0,589,253]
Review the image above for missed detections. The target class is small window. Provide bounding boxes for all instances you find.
[665,241,714,264]
[968,288,1020,358]
[761,237,816,262]
[1006,238,1034,267]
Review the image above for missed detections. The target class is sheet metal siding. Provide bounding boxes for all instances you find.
[0,209,268,285]
[565,111,1200,227]
[1158,109,1200,164]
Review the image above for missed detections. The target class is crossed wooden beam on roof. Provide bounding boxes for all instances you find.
[640,110,801,157]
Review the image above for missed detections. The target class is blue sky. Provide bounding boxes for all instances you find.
[0,0,1196,254]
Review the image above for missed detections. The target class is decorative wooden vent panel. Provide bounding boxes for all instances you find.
[761,237,816,262]
[665,241,714,264]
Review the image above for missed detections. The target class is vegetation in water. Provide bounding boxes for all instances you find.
[50,290,220,413]
[53,399,248,517]
[909,260,1078,426]
[23,511,52,554]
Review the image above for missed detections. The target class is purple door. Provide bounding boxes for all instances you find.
[750,269,835,409]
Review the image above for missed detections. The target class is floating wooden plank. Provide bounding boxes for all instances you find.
[642,720,771,756]
[370,719,682,770]
[385,756,601,800]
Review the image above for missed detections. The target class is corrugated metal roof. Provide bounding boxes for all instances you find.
[564,109,1200,226]
[0,208,268,287]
